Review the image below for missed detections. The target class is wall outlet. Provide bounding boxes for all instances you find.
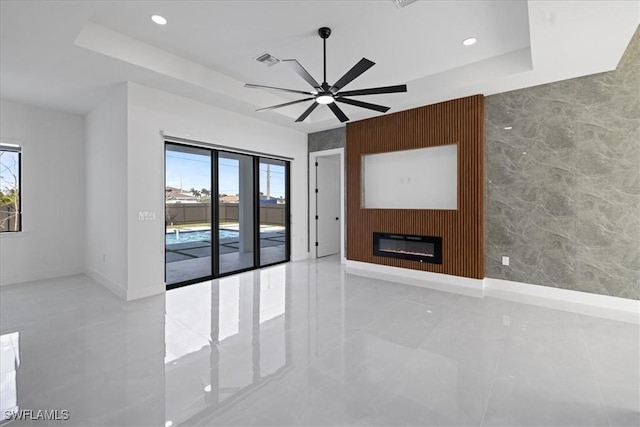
[502,256,510,266]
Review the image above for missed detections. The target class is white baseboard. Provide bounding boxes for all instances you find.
[345,260,484,297]
[1,266,83,286]
[85,267,127,300]
[344,260,639,324]
[126,283,165,301]
[85,268,165,301]
[485,278,640,324]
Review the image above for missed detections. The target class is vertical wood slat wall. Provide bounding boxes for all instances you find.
[346,95,484,279]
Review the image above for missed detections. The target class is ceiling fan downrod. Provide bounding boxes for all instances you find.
[319,27,331,87]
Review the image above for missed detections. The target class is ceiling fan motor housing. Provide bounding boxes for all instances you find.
[318,27,332,39]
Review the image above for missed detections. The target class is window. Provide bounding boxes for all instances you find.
[0,143,21,233]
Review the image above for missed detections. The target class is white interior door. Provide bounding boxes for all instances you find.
[316,156,341,257]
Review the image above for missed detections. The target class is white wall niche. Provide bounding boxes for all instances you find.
[362,144,458,210]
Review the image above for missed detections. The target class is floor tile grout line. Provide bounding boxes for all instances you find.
[577,312,613,427]
[165,313,213,344]
[4,257,638,426]
[479,299,516,427]
[337,295,446,422]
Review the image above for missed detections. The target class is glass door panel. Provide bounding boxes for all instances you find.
[259,158,289,266]
[218,152,255,274]
[165,144,213,285]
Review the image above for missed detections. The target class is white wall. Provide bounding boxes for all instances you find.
[1,84,308,299]
[124,82,308,300]
[0,99,85,285]
[85,85,129,298]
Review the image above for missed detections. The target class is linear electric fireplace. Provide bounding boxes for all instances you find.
[373,232,442,264]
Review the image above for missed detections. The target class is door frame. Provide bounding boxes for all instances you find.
[309,148,345,263]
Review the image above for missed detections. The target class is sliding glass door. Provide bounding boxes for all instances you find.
[165,144,213,284]
[165,143,289,288]
[259,158,289,266]
[218,153,255,275]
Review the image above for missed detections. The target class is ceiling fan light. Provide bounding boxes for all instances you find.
[316,95,334,104]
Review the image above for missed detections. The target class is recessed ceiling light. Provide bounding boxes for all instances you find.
[462,37,477,46]
[504,126,513,130]
[151,15,167,25]
[316,95,334,104]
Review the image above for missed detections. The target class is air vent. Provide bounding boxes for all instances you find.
[255,53,280,67]
[394,0,418,8]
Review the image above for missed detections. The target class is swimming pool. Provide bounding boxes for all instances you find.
[166,229,238,244]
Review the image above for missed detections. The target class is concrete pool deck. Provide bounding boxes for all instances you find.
[164,225,288,284]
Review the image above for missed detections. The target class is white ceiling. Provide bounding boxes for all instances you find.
[1,1,638,133]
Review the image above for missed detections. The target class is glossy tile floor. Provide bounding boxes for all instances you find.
[1,256,638,426]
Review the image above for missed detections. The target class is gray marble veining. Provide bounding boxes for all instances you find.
[486,27,640,299]
[310,30,639,299]
[308,126,346,152]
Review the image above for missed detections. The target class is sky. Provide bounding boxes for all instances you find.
[165,150,286,199]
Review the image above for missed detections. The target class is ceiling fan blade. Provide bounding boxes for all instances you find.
[245,83,315,96]
[336,97,390,113]
[337,84,407,97]
[295,102,319,122]
[282,59,321,89]
[327,102,349,123]
[256,97,315,112]
[330,58,375,92]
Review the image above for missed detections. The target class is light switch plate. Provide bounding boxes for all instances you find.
[138,211,156,221]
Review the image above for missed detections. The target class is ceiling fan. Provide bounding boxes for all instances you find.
[245,27,407,123]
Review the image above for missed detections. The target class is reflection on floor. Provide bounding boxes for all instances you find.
[1,256,638,426]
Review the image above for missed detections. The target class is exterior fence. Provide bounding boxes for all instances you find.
[166,202,286,226]
[0,205,20,232]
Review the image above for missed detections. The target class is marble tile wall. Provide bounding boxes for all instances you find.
[309,29,639,299]
[485,28,640,299]
[308,126,346,152]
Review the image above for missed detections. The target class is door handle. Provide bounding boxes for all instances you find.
[335,217,339,220]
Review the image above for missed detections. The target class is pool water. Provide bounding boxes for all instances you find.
[166,229,238,244]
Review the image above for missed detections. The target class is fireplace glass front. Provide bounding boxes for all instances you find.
[373,233,442,264]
